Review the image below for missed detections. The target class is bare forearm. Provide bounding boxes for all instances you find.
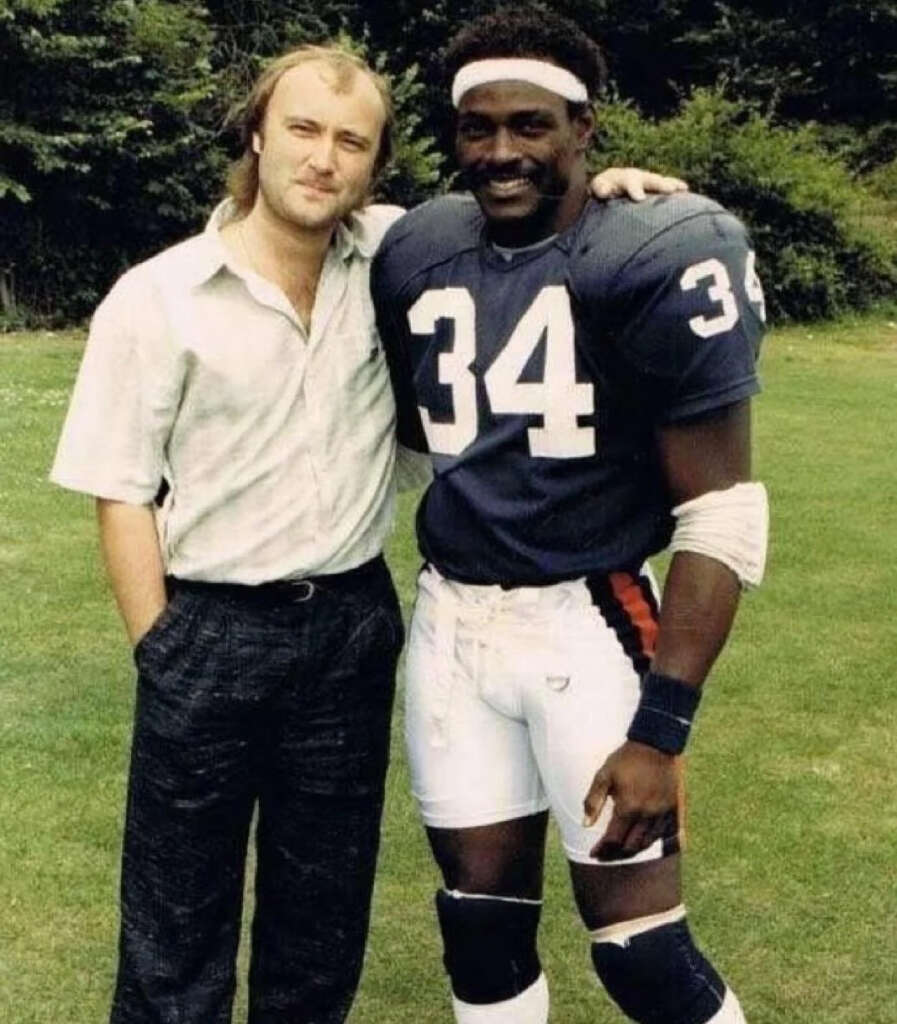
[651,550,741,687]
[652,402,752,688]
[96,498,167,645]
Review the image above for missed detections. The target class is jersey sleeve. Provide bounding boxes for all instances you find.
[50,268,184,502]
[580,201,765,424]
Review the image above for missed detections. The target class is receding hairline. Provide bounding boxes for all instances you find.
[259,57,388,136]
[225,44,395,214]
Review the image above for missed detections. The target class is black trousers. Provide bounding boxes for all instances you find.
[109,557,404,1024]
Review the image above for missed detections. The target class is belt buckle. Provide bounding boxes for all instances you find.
[290,579,315,603]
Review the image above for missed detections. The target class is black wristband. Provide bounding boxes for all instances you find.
[626,671,702,755]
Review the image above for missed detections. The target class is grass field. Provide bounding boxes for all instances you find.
[1,315,896,1023]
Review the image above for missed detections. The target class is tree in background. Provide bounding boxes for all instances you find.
[205,0,347,97]
[0,0,221,323]
[1,0,894,324]
[595,89,897,320]
[0,0,441,325]
[673,2,897,129]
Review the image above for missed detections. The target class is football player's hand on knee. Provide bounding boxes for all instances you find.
[590,167,688,202]
[582,740,679,861]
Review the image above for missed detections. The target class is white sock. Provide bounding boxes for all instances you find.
[451,972,549,1023]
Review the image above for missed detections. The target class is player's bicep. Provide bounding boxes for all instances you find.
[656,400,752,505]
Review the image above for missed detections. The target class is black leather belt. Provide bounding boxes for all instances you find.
[167,555,388,606]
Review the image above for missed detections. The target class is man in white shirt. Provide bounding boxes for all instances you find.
[51,38,683,1024]
[53,46,407,1024]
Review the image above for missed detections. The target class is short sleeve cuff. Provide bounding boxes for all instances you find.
[48,466,159,505]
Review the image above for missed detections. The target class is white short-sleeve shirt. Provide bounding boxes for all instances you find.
[51,200,408,583]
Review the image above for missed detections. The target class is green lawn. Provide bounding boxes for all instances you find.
[1,315,895,1022]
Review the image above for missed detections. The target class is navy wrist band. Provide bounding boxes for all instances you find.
[626,671,702,755]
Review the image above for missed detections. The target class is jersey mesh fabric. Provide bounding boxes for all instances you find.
[372,193,764,586]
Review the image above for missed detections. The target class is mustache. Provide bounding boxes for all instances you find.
[295,176,338,193]
[464,161,537,188]
[462,162,568,200]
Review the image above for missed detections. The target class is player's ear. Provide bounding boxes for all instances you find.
[572,106,594,153]
[251,131,262,155]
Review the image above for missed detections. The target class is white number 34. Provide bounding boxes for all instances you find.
[408,285,594,458]
[407,250,765,459]
[681,249,766,338]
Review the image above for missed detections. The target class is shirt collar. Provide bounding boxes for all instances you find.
[184,198,375,288]
[174,199,237,288]
[338,208,381,260]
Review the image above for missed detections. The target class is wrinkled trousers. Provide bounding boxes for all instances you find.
[109,557,404,1024]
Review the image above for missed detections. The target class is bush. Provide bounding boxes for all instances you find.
[593,89,897,321]
[0,3,441,328]
[0,0,222,327]
[864,158,897,202]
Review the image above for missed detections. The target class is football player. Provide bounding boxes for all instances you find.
[372,6,767,1024]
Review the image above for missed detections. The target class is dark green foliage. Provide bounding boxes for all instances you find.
[205,0,350,110]
[865,157,897,201]
[673,2,897,128]
[2,0,895,325]
[0,0,442,325]
[0,0,223,325]
[369,55,445,208]
[595,90,897,321]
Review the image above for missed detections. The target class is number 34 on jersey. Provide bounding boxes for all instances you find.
[407,250,766,459]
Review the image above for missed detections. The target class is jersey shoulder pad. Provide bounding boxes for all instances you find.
[570,192,744,298]
[570,193,763,418]
[375,193,483,294]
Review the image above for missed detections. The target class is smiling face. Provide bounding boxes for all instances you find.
[455,77,593,244]
[252,60,386,233]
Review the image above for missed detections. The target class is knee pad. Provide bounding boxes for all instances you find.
[435,888,542,1004]
[590,905,730,1024]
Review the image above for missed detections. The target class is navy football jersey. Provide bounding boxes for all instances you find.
[372,192,765,586]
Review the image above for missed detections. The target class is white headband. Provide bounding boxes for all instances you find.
[451,58,589,108]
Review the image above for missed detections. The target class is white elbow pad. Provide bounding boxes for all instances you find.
[669,481,769,589]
